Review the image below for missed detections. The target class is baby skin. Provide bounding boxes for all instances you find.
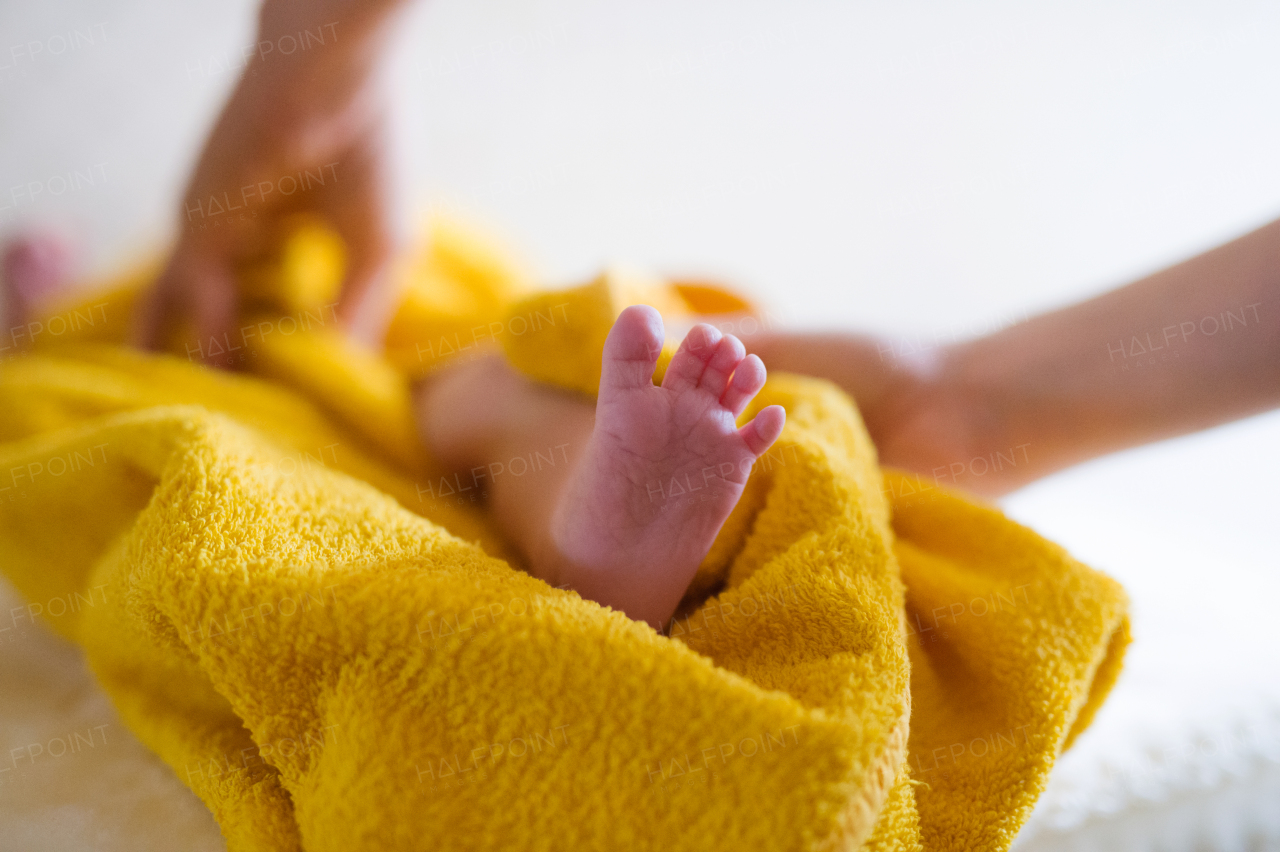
[419,306,785,630]
[1,235,783,630]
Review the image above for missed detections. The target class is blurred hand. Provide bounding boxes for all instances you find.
[136,0,408,366]
[741,330,1003,492]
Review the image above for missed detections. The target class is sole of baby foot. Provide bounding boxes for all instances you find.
[548,305,785,630]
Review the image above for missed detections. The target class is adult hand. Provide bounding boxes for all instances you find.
[136,0,409,366]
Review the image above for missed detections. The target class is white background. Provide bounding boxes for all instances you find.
[1,1,1278,849]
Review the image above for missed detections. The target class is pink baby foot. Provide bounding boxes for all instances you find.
[550,305,786,628]
[2,232,75,338]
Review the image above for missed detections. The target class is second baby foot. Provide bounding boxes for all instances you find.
[1,231,76,337]
[549,305,785,629]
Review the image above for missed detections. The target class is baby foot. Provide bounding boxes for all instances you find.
[550,305,785,629]
[1,232,75,336]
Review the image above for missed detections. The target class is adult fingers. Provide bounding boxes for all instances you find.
[323,126,403,348]
[190,259,241,368]
[134,244,241,369]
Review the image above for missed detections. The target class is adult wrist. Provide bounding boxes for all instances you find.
[249,0,406,94]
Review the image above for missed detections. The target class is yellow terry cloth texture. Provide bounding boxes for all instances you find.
[0,218,1129,852]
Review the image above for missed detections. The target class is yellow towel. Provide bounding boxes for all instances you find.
[0,218,1129,851]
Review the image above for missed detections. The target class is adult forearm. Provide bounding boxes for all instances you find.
[947,217,1280,490]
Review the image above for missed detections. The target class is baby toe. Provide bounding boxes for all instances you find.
[720,353,767,417]
[600,305,665,391]
[661,322,723,393]
[697,332,746,401]
[739,404,786,456]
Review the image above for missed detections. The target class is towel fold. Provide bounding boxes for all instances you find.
[0,218,1129,851]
